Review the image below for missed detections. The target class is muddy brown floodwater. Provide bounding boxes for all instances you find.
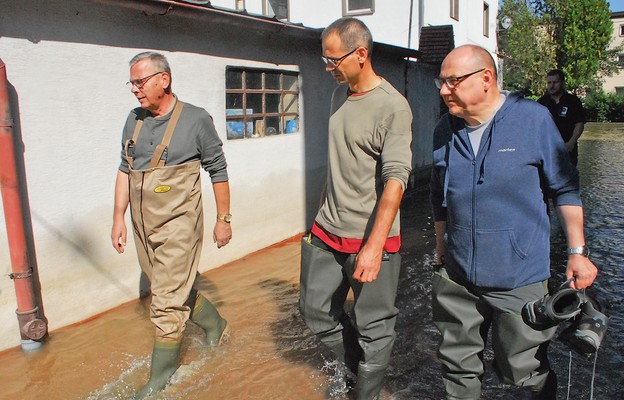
[2,124,623,400]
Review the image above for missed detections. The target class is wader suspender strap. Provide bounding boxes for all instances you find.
[123,100,185,170]
[150,101,185,168]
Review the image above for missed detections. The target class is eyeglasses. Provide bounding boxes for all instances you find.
[434,68,485,89]
[321,47,359,68]
[126,71,164,89]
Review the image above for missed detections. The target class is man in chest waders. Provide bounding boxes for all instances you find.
[111,52,232,399]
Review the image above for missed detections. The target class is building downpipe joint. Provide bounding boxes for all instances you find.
[0,58,47,352]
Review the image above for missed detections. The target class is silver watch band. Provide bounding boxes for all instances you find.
[567,245,590,257]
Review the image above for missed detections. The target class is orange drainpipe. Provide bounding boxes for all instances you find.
[0,58,47,351]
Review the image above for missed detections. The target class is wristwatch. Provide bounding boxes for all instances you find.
[567,245,590,257]
[217,213,232,223]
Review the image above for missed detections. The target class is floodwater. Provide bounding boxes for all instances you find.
[0,123,622,400]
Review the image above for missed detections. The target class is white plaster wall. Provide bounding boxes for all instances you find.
[288,0,416,48]
[0,0,441,353]
[0,37,306,351]
[424,0,498,54]
[212,0,498,54]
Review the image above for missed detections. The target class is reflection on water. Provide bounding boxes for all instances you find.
[0,124,622,400]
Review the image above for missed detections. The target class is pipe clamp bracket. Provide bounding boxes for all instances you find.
[9,268,33,280]
[0,118,14,128]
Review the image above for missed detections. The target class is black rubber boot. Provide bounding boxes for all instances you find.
[324,317,362,397]
[354,362,387,400]
[134,341,181,399]
[325,341,358,398]
[530,371,557,400]
[191,295,228,347]
[559,298,609,355]
[522,288,583,329]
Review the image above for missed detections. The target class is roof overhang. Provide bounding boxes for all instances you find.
[91,0,421,59]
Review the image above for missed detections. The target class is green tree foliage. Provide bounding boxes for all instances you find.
[499,0,615,95]
[499,0,556,95]
[584,91,624,122]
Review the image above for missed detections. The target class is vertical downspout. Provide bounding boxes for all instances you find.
[408,0,415,49]
[419,0,425,42]
[0,58,47,351]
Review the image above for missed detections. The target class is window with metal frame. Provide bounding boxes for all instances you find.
[225,67,299,140]
[264,0,288,20]
[343,0,374,16]
[450,0,459,21]
[620,24,624,36]
[483,2,489,37]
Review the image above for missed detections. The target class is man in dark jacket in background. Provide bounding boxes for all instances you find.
[429,45,597,399]
[537,69,585,166]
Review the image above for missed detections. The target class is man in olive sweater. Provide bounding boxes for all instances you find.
[299,17,412,400]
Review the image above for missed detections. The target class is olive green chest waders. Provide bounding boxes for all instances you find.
[125,101,203,343]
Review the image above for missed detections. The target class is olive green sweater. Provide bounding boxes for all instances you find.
[315,79,413,239]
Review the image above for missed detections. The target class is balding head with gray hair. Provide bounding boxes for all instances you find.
[321,17,373,55]
[130,51,172,76]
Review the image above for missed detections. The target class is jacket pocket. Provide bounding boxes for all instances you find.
[474,228,527,288]
[447,224,528,289]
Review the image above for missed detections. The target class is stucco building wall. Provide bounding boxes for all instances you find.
[603,14,624,94]
[0,0,439,352]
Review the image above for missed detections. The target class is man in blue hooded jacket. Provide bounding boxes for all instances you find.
[429,45,598,399]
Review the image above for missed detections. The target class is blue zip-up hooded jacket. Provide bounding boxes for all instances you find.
[430,92,581,289]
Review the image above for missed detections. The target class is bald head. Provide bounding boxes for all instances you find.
[438,45,501,125]
[443,45,497,79]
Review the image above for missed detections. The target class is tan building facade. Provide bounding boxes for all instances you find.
[603,11,624,94]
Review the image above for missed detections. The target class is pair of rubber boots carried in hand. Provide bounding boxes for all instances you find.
[522,281,609,355]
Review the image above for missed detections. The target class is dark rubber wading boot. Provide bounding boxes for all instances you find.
[559,298,609,355]
[354,363,386,400]
[324,339,358,398]
[522,288,583,329]
[191,295,229,346]
[530,371,557,400]
[134,341,181,399]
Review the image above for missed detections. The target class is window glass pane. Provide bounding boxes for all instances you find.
[265,117,281,135]
[246,71,263,89]
[266,94,280,113]
[283,74,299,91]
[225,67,300,140]
[285,117,299,133]
[267,0,288,20]
[226,108,253,139]
[226,93,243,109]
[282,93,298,114]
[226,69,242,89]
[348,0,372,11]
[266,72,280,89]
[226,119,244,140]
[246,93,263,114]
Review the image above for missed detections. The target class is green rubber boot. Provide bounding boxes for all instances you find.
[191,295,229,347]
[134,341,181,399]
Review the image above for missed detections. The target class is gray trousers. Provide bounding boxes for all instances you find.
[432,267,557,399]
[299,235,401,368]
